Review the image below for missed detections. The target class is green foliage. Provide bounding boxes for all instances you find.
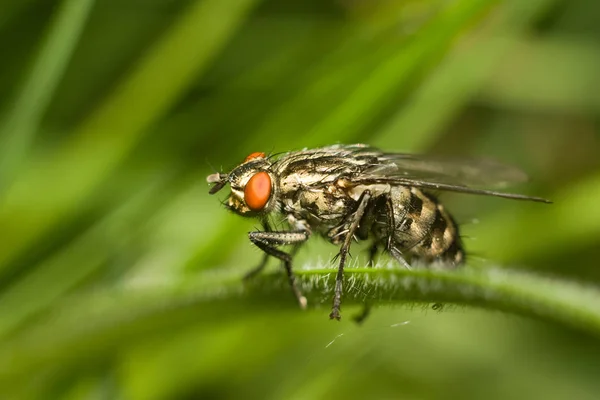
[1,0,600,399]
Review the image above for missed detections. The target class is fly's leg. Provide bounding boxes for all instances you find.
[243,220,272,280]
[384,194,412,269]
[245,219,307,280]
[384,195,396,252]
[367,243,378,267]
[330,190,372,321]
[390,247,412,270]
[243,241,305,280]
[243,253,270,280]
[248,230,310,309]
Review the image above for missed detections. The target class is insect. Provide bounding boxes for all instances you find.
[207,144,550,320]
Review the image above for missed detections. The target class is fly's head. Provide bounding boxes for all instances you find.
[207,152,278,217]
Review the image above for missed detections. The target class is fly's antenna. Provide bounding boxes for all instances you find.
[207,172,228,194]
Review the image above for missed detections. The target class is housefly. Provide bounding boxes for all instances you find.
[207,144,550,320]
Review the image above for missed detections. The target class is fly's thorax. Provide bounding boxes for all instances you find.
[272,148,377,196]
[277,170,338,196]
[282,185,354,235]
[225,158,279,217]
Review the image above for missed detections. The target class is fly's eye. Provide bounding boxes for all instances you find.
[244,171,271,211]
[244,152,266,162]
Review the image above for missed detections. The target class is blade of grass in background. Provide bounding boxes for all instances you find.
[0,0,38,31]
[373,0,559,150]
[0,0,260,275]
[0,0,95,192]
[0,172,173,339]
[479,37,600,114]
[302,0,493,145]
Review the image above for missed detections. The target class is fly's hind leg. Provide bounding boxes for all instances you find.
[249,229,310,309]
[389,247,412,270]
[330,190,372,321]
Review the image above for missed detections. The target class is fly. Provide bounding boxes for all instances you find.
[207,144,551,320]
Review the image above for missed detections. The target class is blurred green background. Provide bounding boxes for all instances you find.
[1,0,600,399]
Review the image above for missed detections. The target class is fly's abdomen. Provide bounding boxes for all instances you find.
[387,187,464,266]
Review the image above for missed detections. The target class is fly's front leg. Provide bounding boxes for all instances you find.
[330,190,372,320]
[243,220,271,280]
[248,229,310,309]
[243,253,270,281]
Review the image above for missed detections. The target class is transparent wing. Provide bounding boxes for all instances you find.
[345,146,551,203]
[363,152,531,188]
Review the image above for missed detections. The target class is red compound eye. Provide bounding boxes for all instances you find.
[244,152,266,162]
[244,171,271,211]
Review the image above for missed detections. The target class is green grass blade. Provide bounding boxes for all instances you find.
[0,0,260,273]
[0,174,171,339]
[0,0,96,191]
[302,0,493,144]
[3,263,600,384]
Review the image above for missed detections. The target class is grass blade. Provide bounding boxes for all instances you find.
[0,0,260,273]
[0,0,96,190]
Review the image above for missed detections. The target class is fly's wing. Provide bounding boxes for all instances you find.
[347,147,551,203]
[367,153,530,188]
[291,144,529,187]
